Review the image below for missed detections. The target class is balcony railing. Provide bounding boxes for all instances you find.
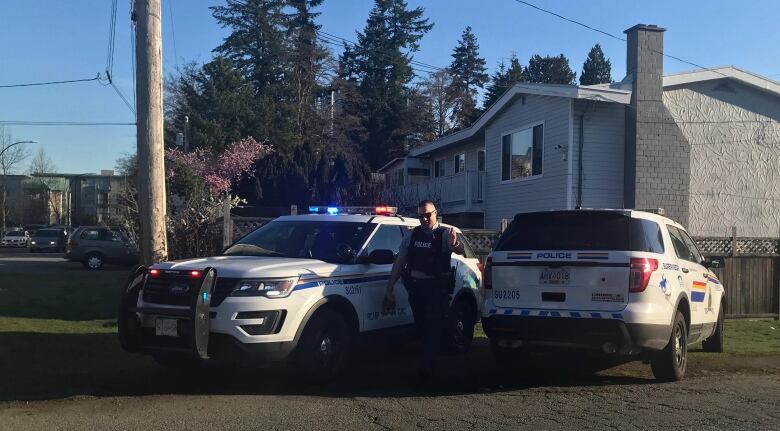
[382,171,485,213]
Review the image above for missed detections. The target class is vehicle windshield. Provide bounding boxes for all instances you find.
[34,230,59,237]
[6,231,24,237]
[224,220,372,263]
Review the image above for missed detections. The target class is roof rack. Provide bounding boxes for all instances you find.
[635,208,666,216]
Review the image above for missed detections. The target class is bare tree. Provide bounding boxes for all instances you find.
[0,126,30,233]
[419,70,456,138]
[29,147,67,224]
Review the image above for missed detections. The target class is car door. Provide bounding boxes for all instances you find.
[667,225,711,340]
[98,229,126,262]
[359,223,412,331]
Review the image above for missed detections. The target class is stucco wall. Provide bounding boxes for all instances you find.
[664,80,780,237]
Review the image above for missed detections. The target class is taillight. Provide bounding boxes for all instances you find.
[483,257,493,290]
[629,257,658,293]
[149,268,160,277]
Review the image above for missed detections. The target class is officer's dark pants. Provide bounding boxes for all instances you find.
[405,277,449,377]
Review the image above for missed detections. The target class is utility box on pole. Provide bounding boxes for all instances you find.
[134,0,168,264]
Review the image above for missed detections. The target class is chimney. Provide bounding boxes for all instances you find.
[623,24,690,228]
[625,24,665,104]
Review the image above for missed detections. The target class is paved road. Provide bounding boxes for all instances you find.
[1,369,779,430]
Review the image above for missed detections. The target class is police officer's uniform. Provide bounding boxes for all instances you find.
[398,223,464,377]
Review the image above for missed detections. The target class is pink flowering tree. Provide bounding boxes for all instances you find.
[165,137,271,258]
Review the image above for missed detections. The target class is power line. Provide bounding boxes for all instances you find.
[0,121,136,126]
[507,0,731,80]
[510,0,625,43]
[318,30,443,72]
[168,0,179,70]
[106,0,119,78]
[0,75,101,88]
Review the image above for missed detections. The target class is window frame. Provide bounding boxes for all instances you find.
[667,225,699,264]
[453,153,465,174]
[432,158,446,178]
[500,121,545,184]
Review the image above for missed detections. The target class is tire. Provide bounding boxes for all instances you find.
[445,298,476,354]
[152,352,202,370]
[295,309,353,383]
[651,311,688,381]
[702,305,724,353]
[83,252,104,270]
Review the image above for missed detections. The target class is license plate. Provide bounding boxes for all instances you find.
[155,318,178,337]
[539,268,570,285]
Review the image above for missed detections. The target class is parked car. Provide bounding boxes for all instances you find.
[1,230,30,248]
[481,209,725,382]
[23,224,46,237]
[66,226,140,269]
[29,228,68,253]
[117,206,483,379]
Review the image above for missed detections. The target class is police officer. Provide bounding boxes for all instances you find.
[383,200,464,383]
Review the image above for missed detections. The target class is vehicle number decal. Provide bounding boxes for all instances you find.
[494,290,522,300]
[345,285,362,295]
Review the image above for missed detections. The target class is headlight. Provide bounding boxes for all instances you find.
[31,241,36,245]
[49,241,56,245]
[230,277,298,298]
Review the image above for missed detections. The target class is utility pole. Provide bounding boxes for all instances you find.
[134,0,168,264]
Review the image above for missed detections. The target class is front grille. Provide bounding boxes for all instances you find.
[141,276,239,307]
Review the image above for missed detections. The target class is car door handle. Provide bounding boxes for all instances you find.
[681,268,689,273]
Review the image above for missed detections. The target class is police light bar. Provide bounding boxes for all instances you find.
[308,206,398,216]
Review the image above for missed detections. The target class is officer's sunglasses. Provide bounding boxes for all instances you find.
[418,211,436,220]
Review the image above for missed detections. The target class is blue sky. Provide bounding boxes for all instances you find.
[1,0,779,174]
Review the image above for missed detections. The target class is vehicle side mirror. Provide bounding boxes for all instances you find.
[706,257,724,269]
[368,249,395,265]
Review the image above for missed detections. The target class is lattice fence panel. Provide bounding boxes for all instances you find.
[694,237,732,256]
[736,238,780,255]
[462,229,500,254]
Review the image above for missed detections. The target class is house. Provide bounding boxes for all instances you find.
[379,24,780,236]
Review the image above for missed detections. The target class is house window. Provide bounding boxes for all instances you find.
[433,159,445,178]
[501,123,543,181]
[477,150,486,172]
[454,153,465,174]
[395,169,404,186]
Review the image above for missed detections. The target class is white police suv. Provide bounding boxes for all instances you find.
[482,209,725,381]
[119,206,483,380]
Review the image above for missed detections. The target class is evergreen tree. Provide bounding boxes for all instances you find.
[448,26,488,129]
[482,55,525,110]
[165,57,259,153]
[525,54,576,85]
[348,0,433,169]
[579,43,612,85]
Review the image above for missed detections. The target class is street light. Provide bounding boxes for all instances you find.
[0,140,37,159]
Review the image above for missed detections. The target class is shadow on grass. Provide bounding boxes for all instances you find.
[2,333,654,402]
[0,266,131,321]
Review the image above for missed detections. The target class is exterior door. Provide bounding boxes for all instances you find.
[667,226,711,340]
[360,224,412,331]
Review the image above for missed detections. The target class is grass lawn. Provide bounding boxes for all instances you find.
[2,263,780,401]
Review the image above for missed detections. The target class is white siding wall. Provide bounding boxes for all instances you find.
[572,101,626,209]
[483,95,572,229]
[664,80,780,237]
[427,137,484,178]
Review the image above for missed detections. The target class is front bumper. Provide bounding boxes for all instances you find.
[482,315,671,353]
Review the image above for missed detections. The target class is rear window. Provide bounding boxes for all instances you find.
[494,211,665,253]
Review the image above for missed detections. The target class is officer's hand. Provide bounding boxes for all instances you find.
[450,228,457,246]
[382,290,396,313]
